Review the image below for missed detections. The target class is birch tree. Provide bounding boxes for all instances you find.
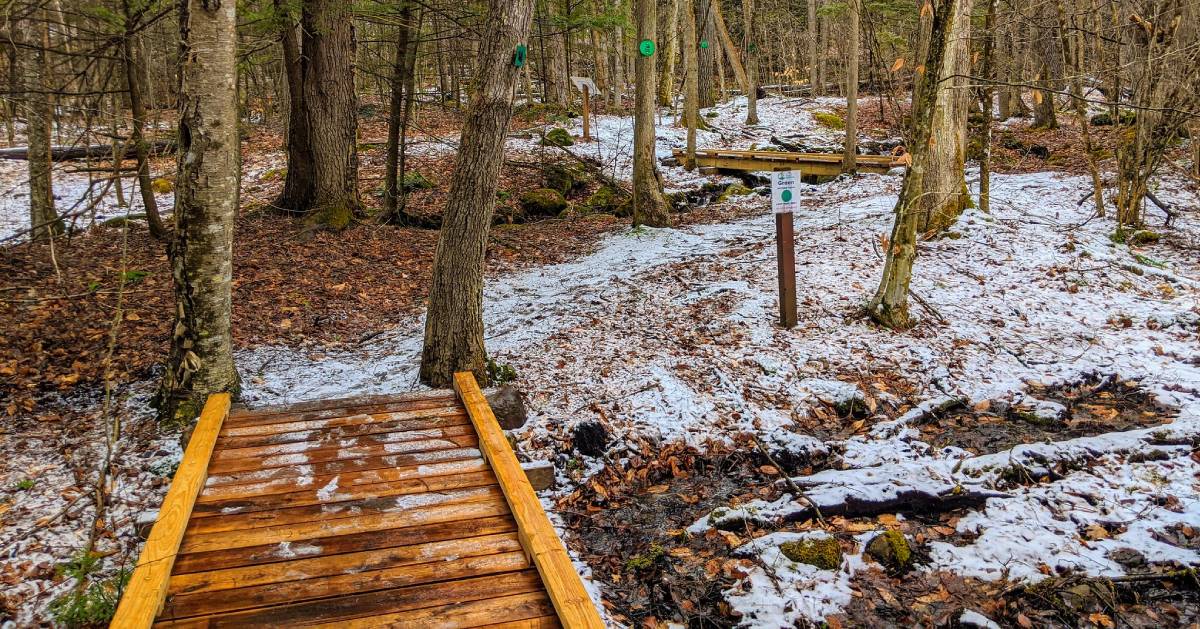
[157,0,240,423]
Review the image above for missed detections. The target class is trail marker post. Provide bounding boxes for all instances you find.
[772,169,799,329]
[571,76,598,142]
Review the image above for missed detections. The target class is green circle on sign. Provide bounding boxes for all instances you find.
[639,39,656,57]
[699,40,709,49]
[781,190,793,202]
[513,44,528,68]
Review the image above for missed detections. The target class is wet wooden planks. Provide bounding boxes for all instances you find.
[113,378,602,628]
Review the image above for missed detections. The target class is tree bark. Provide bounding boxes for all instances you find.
[682,0,700,170]
[121,0,167,240]
[610,0,625,109]
[20,12,61,242]
[544,0,570,109]
[1032,4,1059,130]
[712,1,750,96]
[383,3,417,222]
[742,0,758,125]
[419,0,535,388]
[696,0,716,107]
[658,0,680,106]
[273,0,315,215]
[915,0,973,234]
[300,0,360,229]
[867,0,961,330]
[842,0,860,171]
[157,0,240,423]
[1055,0,1103,217]
[978,0,997,213]
[808,0,819,95]
[632,0,672,228]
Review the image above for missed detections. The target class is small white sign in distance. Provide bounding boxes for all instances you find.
[570,76,598,94]
[772,170,799,214]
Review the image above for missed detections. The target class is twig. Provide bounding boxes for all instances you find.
[750,437,827,528]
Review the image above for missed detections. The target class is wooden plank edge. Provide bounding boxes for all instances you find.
[227,390,456,421]
[453,372,604,629]
[110,393,231,629]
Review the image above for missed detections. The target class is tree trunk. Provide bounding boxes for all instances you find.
[273,0,315,214]
[712,1,750,97]
[978,0,997,213]
[1055,0,1103,216]
[121,0,167,240]
[383,3,416,222]
[867,0,960,330]
[1032,5,1059,130]
[842,0,860,171]
[591,0,611,99]
[742,0,758,125]
[696,0,716,107]
[544,1,570,109]
[632,0,672,228]
[915,0,974,234]
[818,12,829,94]
[157,0,240,424]
[20,14,61,242]
[682,0,699,170]
[299,0,360,229]
[808,0,819,95]
[419,0,535,388]
[610,0,625,109]
[657,0,680,106]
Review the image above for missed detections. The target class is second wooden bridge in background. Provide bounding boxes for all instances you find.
[112,373,603,628]
[672,147,902,176]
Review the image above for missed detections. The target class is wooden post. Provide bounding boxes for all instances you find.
[775,212,797,328]
[581,84,591,141]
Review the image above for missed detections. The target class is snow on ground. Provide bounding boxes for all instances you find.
[240,164,1199,622]
[0,159,173,243]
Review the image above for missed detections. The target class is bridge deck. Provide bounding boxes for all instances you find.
[672,147,901,175]
[113,373,602,629]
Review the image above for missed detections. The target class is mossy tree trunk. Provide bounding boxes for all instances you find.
[419,0,534,388]
[157,0,240,424]
[867,0,959,330]
[632,0,672,227]
[300,0,360,229]
[914,0,973,234]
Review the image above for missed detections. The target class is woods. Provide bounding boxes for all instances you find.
[0,0,1198,627]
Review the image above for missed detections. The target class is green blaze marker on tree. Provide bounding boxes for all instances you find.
[513,44,528,68]
[639,39,656,57]
[700,40,709,49]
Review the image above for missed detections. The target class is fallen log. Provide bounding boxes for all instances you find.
[0,140,175,161]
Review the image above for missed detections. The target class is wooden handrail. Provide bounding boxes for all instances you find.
[110,393,231,628]
[453,372,605,629]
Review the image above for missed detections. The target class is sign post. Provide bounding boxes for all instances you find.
[772,170,799,329]
[570,77,598,142]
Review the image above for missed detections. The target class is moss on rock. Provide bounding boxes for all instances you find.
[544,163,588,195]
[779,536,843,570]
[814,111,845,130]
[865,530,913,571]
[585,185,632,217]
[402,171,435,192]
[151,177,174,194]
[717,183,754,203]
[519,188,568,216]
[541,127,575,147]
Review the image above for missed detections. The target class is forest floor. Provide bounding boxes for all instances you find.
[2,95,1199,627]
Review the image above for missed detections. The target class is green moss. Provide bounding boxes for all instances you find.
[402,171,435,192]
[717,183,753,202]
[308,203,354,231]
[779,536,843,570]
[150,177,174,194]
[813,111,845,130]
[541,127,575,147]
[1128,230,1161,246]
[865,530,912,571]
[625,543,665,571]
[544,163,588,195]
[704,111,719,118]
[585,185,632,217]
[485,359,518,386]
[519,188,568,216]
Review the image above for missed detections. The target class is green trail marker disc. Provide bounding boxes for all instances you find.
[513,44,528,68]
[639,39,656,57]
[699,40,709,49]
[781,189,793,202]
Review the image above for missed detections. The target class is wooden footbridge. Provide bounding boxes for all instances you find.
[112,373,603,628]
[672,148,903,176]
